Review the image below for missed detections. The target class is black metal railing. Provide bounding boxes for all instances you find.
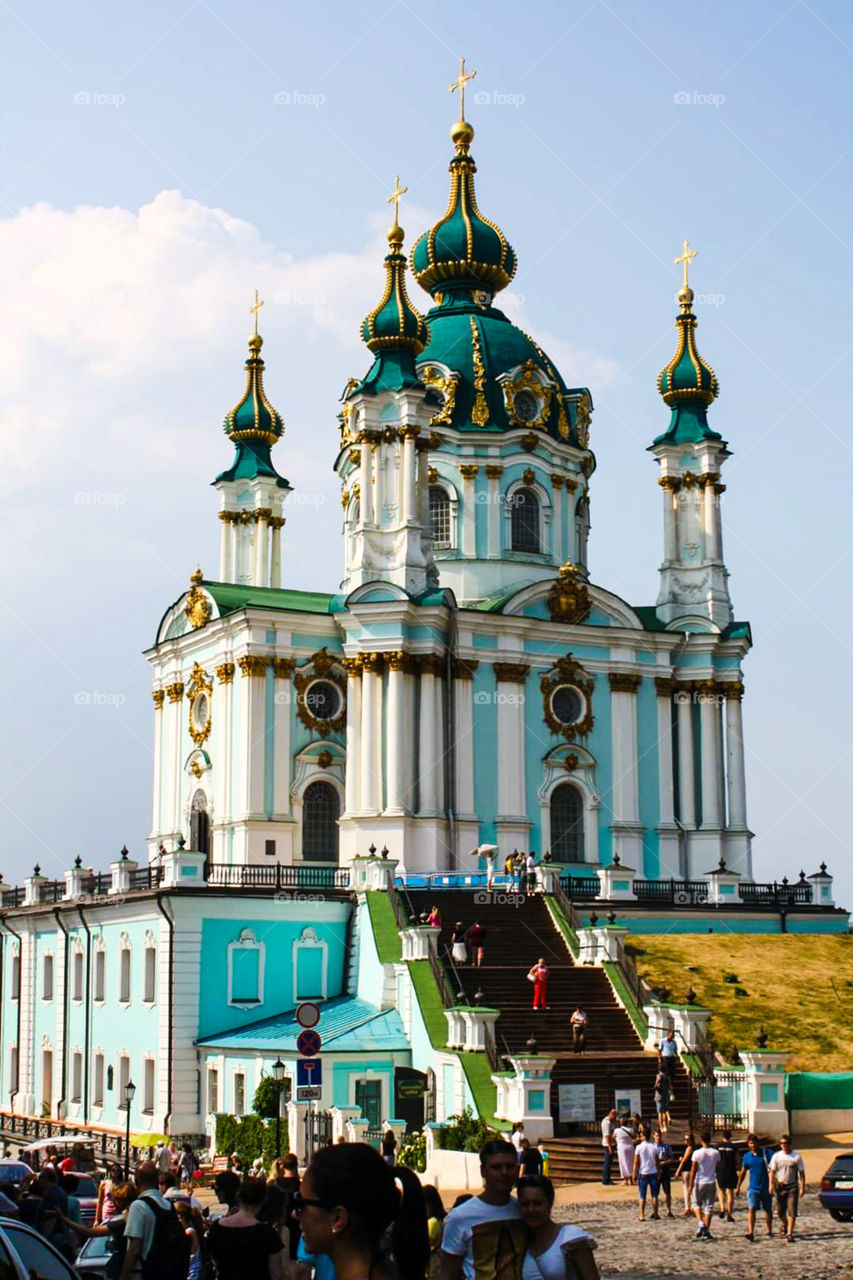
[386,879,409,933]
[558,875,599,900]
[128,866,164,891]
[0,1110,144,1168]
[633,879,710,905]
[206,864,350,891]
[739,881,812,906]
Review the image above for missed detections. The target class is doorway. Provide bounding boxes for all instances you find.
[354,1078,382,1145]
[41,1051,53,1115]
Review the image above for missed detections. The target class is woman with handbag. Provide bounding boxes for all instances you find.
[518,1175,599,1280]
[527,959,549,1010]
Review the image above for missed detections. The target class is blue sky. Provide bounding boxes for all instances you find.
[1,0,852,913]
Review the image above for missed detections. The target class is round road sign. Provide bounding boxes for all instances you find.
[296,1001,321,1030]
[296,1028,322,1057]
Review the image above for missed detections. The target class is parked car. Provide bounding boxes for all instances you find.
[64,1171,100,1226]
[818,1150,853,1222]
[0,1215,80,1278]
[0,1161,33,1188]
[75,1231,117,1279]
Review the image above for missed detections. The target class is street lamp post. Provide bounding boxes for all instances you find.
[272,1058,286,1159]
[123,1080,136,1179]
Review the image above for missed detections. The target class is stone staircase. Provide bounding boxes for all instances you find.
[406,889,693,1181]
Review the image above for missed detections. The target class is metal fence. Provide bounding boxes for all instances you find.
[206,864,350,891]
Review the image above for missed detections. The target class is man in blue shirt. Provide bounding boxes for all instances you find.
[736,1132,772,1240]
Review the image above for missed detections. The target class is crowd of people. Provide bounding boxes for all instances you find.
[599,1113,807,1242]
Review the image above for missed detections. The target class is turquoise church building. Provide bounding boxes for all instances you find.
[0,93,841,1155]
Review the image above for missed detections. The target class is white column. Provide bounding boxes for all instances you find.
[433,662,445,813]
[164,679,184,835]
[359,436,373,526]
[151,692,165,836]
[453,664,476,817]
[609,674,641,824]
[359,656,382,813]
[702,477,720,562]
[385,656,407,814]
[459,465,478,558]
[344,663,362,816]
[655,680,676,826]
[237,657,267,823]
[417,658,441,815]
[402,665,417,813]
[660,479,679,561]
[697,682,722,827]
[401,430,417,523]
[416,445,430,527]
[253,512,269,586]
[272,660,292,817]
[495,665,528,818]
[725,684,747,827]
[270,519,282,588]
[550,476,564,562]
[485,465,503,558]
[212,664,234,855]
[676,684,696,826]
[219,514,231,581]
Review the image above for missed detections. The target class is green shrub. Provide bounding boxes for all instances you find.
[436,1107,495,1153]
[252,1075,283,1120]
[397,1130,427,1172]
[213,1112,287,1167]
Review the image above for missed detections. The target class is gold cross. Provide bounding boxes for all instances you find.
[249,289,264,335]
[387,175,407,226]
[449,56,477,119]
[673,239,698,291]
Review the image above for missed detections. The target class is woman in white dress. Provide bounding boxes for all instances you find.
[450,922,468,965]
[519,1175,599,1280]
[614,1116,636,1184]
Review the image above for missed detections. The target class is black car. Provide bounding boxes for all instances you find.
[818,1151,853,1223]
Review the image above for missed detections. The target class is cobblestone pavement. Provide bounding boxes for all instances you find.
[554,1198,852,1280]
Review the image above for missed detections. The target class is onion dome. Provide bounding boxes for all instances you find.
[410,118,516,299]
[654,243,722,445]
[351,182,429,396]
[215,298,289,488]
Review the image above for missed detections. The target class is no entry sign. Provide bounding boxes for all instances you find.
[296,1028,322,1057]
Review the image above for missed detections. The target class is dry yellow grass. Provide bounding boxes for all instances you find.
[626,932,853,1071]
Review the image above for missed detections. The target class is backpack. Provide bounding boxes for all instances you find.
[139,1197,192,1280]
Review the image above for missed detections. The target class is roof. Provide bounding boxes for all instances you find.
[204,582,334,617]
[196,995,409,1053]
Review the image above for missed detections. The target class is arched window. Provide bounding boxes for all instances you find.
[429,487,452,549]
[551,783,584,863]
[302,781,340,863]
[190,790,210,856]
[511,487,540,552]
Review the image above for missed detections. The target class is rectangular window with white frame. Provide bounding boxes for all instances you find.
[72,951,84,1002]
[143,948,156,1003]
[71,1052,82,1104]
[118,1054,130,1105]
[119,949,131,1003]
[234,1072,245,1116]
[42,954,54,1001]
[207,1068,219,1115]
[143,1059,155,1115]
[93,1054,104,1107]
[10,953,19,998]
[9,1047,17,1092]
[94,950,106,1002]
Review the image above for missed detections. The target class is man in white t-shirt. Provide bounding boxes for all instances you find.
[632,1138,661,1221]
[687,1131,721,1240]
[768,1135,806,1242]
[440,1139,526,1280]
[601,1108,617,1185]
[119,1161,176,1280]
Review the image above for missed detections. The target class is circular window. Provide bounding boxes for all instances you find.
[550,685,584,726]
[514,389,539,422]
[192,693,210,731]
[304,680,342,721]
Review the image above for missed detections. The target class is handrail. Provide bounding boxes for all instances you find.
[386,879,409,934]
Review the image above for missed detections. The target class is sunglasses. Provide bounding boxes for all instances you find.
[292,1191,336,1214]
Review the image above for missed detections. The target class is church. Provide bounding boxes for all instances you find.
[152,81,752,886]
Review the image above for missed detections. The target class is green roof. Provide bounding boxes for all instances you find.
[203,581,333,617]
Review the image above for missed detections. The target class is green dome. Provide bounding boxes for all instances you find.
[654,287,722,445]
[411,123,516,297]
[215,330,289,488]
[360,224,429,355]
[415,294,592,446]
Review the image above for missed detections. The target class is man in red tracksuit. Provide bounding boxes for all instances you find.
[528,958,549,1009]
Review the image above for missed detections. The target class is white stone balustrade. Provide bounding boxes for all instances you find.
[399,926,440,961]
[596,859,638,901]
[740,1050,790,1140]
